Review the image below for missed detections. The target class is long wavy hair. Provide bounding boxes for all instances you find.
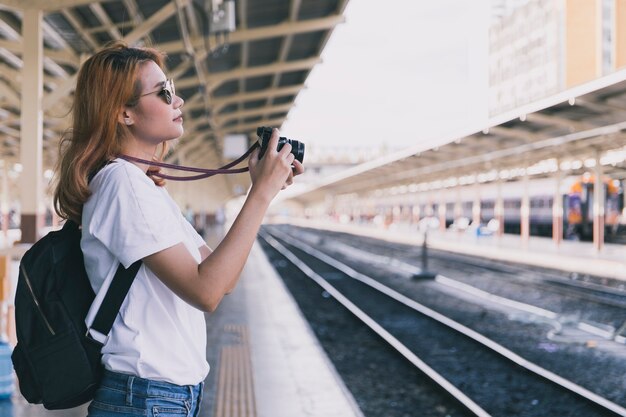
[53,41,169,223]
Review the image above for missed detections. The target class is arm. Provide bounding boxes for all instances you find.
[144,130,304,312]
[199,245,211,261]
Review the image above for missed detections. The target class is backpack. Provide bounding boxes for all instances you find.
[11,220,140,410]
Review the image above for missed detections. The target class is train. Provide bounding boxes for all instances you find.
[329,174,625,242]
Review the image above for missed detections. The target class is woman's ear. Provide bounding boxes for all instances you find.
[118,109,133,126]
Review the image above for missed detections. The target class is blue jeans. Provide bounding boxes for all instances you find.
[86,370,204,417]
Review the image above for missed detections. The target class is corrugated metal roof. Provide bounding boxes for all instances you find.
[0,0,348,199]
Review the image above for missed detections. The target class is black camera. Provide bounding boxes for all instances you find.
[256,126,305,163]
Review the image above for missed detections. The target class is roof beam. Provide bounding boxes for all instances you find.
[0,38,79,67]
[228,14,343,45]
[183,0,201,37]
[211,58,319,92]
[268,0,302,104]
[125,1,178,45]
[221,117,286,134]
[175,58,320,91]
[43,1,179,111]
[317,120,626,195]
[576,97,626,118]
[90,3,123,40]
[122,0,157,50]
[488,126,541,143]
[158,15,345,54]
[1,0,119,12]
[0,80,20,104]
[237,0,248,102]
[185,84,303,114]
[61,8,100,51]
[525,112,594,132]
[43,74,75,111]
[215,103,293,126]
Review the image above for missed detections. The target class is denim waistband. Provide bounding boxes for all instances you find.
[100,369,203,400]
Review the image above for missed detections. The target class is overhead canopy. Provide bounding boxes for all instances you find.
[0,0,347,199]
[286,67,626,205]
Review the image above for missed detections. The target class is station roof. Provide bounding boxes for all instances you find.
[286,67,626,205]
[0,0,347,198]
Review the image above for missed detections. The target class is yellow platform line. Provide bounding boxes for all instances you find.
[215,324,257,417]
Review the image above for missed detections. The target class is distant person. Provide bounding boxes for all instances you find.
[53,41,304,416]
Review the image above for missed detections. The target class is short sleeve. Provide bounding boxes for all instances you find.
[179,212,207,248]
[87,161,185,268]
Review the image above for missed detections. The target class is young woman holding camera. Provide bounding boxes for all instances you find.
[53,41,304,416]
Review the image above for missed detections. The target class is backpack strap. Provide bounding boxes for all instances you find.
[85,159,135,344]
[88,260,141,344]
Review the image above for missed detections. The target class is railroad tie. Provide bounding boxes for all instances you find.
[214,324,257,417]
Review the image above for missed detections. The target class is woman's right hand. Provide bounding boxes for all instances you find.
[248,128,296,202]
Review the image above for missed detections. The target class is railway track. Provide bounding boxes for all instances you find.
[284,226,626,328]
[344,229,625,303]
[259,227,626,417]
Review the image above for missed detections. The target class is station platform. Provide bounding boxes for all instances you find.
[284,218,626,282]
[4,228,363,417]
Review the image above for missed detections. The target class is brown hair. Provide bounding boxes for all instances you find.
[53,41,168,223]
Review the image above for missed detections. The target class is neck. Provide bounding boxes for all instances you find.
[120,140,159,173]
[121,136,157,172]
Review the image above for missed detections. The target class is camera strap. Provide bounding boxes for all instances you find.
[117,142,259,181]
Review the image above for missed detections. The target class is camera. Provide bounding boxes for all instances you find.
[256,126,305,163]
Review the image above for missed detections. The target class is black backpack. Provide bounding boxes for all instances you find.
[11,220,140,410]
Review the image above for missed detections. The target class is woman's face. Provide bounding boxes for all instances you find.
[127,60,184,145]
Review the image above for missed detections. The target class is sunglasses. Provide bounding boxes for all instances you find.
[139,79,176,104]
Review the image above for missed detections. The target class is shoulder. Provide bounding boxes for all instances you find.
[93,159,149,183]
[90,159,155,195]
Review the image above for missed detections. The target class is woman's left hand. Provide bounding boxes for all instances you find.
[281,159,304,189]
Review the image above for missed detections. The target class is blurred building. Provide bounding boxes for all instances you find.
[489,0,626,115]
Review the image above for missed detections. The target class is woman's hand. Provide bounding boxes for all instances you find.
[248,128,304,199]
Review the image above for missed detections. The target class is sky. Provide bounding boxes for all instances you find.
[281,0,491,152]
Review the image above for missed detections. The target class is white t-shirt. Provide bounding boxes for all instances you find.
[81,158,210,386]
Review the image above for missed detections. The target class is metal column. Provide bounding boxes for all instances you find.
[495,179,504,237]
[412,201,421,225]
[593,152,605,251]
[552,168,563,246]
[472,182,481,227]
[438,194,446,231]
[0,161,7,247]
[454,186,462,224]
[20,8,44,243]
[623,179,626,221]
[520,173,530,246]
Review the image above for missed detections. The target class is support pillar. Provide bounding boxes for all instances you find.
[622,179,626,222]
[495,179,504,237]
[20,9,44,243]
[593,152,605,251]
[0,161,7,247]
[472,182,481,227]
[438,196,446,231]
[412,204,421,225]
[552,168,563,246]
[520,174,530,246]
[454,186,462,223]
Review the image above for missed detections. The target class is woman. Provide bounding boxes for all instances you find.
[53,41,303,416]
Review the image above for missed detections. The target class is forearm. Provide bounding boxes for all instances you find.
[144,134,299,312]
[197,189,270,302]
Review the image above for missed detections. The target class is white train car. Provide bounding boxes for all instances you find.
[334,175,623,241]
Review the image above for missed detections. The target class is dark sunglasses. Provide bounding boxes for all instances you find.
[139,79,175,104]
